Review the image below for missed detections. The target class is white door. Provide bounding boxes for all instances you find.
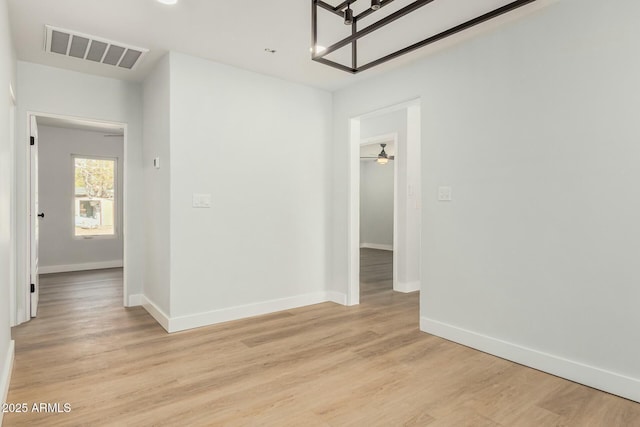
[29,115,40,317]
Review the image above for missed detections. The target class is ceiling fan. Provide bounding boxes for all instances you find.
[361,143,395,165]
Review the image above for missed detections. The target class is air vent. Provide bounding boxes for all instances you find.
[44,25,148,70]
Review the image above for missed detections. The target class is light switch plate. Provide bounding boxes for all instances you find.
[192,193,212,208]
[438,186,452,201]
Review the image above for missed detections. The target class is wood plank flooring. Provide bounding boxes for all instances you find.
[5,252,640,426]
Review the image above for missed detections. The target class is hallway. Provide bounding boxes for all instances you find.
[360,247,394,302]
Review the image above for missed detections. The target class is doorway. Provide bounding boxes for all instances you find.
[359,135,398,298]
[23,112,127,322]
[348,100,422,305]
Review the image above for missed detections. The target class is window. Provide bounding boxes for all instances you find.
[74,156,117,237]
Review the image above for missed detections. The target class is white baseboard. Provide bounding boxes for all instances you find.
[420,317,640,403]
[360,243,393,251]
[140,291,346,334]
[169,292,331,333]
[141,296,170,332]
[128,294,143,307]
[1,340,16,426]
[39,260,123,274]
[327,291,347,305]
[395,280,420,293]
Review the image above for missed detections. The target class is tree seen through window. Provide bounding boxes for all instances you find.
[74,157,116,236]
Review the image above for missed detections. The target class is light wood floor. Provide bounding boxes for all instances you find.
[5,252,640,426]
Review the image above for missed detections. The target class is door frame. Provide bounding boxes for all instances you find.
[348,98,421,306]
[8,85,16,326]
[22,111,129,322]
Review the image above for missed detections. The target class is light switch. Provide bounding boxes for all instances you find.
[438,186,452,201]
[153,157,160,169]
[192,193,212,208]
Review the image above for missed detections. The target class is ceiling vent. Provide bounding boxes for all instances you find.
[44,25,148,70]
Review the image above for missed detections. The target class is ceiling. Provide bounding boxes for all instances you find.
[7,0,552,91]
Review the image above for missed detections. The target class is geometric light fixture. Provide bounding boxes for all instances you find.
[344,5,354,25]
[311,0,537,74]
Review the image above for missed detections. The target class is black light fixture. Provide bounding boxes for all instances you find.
[360,143,395,164]
[311,0,538,74]
[377,144,389,165]
[344,6,353,25]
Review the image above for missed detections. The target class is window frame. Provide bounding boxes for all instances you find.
[72,154,119,240]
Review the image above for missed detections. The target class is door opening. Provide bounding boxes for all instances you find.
[23,112,128,322]
[359,135,398,299]
[348,99,422,305]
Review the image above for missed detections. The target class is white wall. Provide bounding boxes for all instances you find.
[169,51,332,317]
[142,54,171,315]
[360,110,406,139]
[140,52,333,330]
[16,62,144,316]
[360,159,394,248]
[332,0,640,402]
[0,0,16,419]
[37,125,124,271]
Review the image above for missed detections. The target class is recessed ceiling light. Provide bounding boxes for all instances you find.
[156,0,178,5]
